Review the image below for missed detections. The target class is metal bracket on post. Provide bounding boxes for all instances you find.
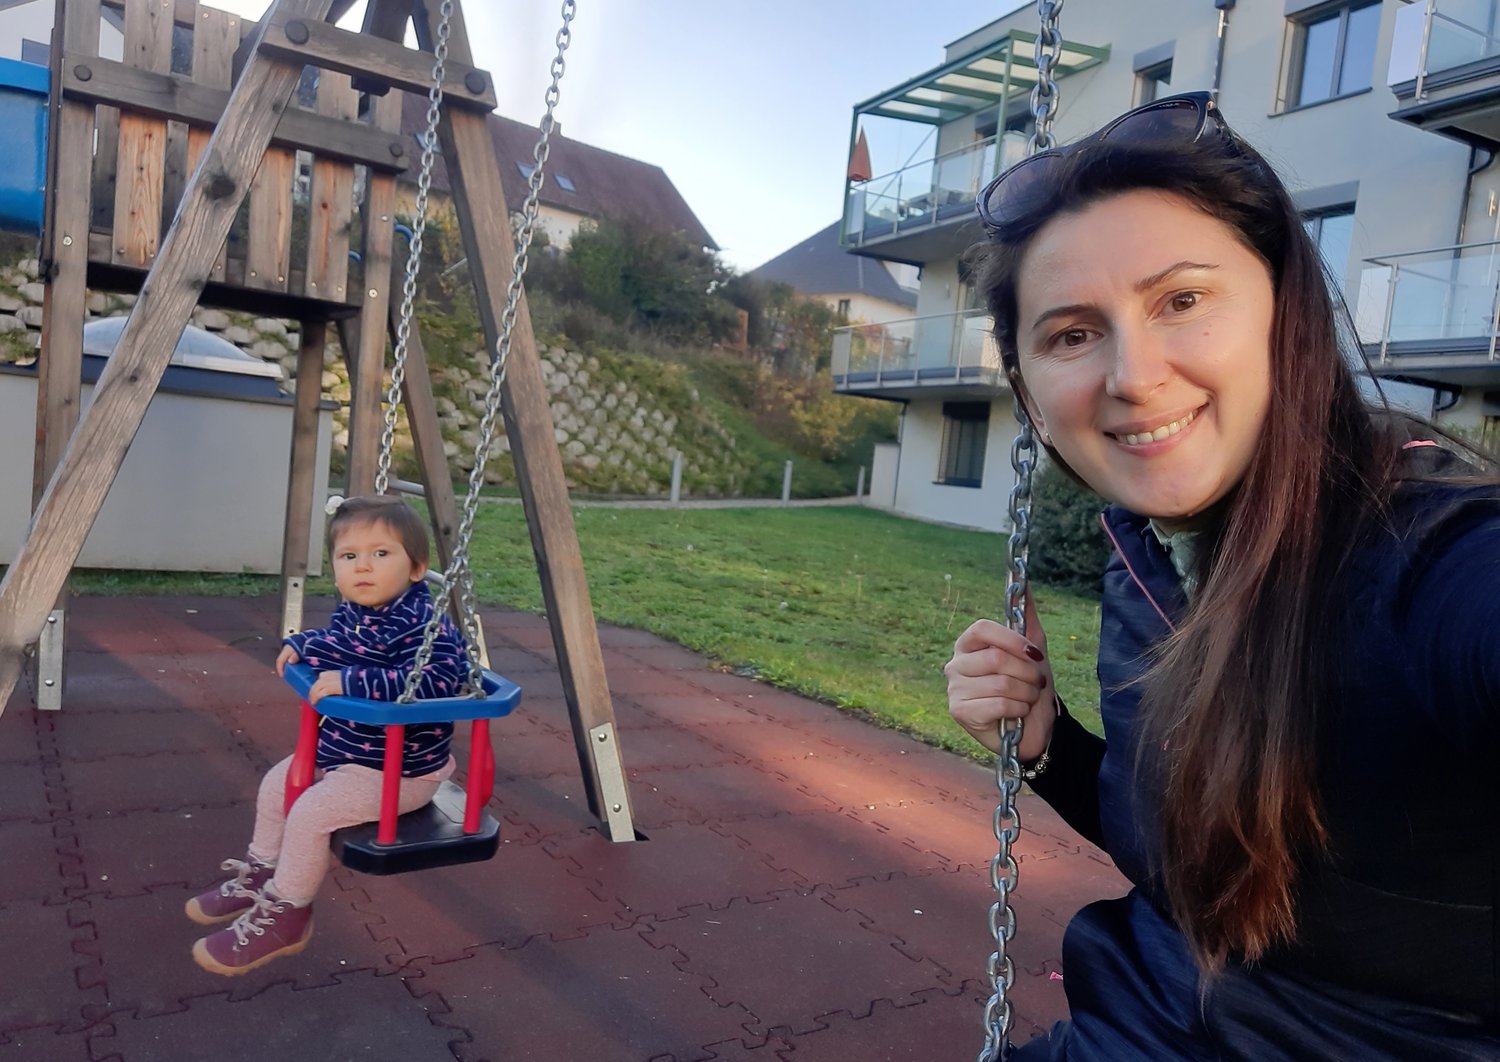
[588,721,636,843]
[281,577,305,638]
[36,609,64,711]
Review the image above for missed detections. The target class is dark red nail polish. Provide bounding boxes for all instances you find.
[1025,644,1045,662]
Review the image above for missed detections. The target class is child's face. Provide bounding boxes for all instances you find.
[330,519,428,609]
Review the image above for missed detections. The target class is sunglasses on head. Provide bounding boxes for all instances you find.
[976,91,1231,231]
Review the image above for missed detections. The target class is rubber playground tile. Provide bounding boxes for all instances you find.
[67,803,251,899]
[603,664,715,700]
[493,772,622,842]
[616,640,716,671]
[493,724,593,779]
[697,715,855,765]
[766,752,954,812]
[771,987,1048,1062]
[0,819,80,906]
[0,699,44,764]
[0,901,104,1033]
[351,840,618,964]
[651,762,844,823]
[214,702,299,761]
[0,1023,99,1058]
[50,708,245,763]
[41,668,206,715]
[0,759,54,823]
[611,723,745,771]
[819,867,1031,976]
[843,798,1046,870]
[408,924,762,1062]
[718,809,953,889]
[92,970,455,1062]
[545,821,806,927]
[75,883,389,1020]
[61,746,262,818]
[646,890,955,1042]
[623,691,761,729]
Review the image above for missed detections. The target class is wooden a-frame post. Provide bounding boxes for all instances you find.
[0,0,636,842]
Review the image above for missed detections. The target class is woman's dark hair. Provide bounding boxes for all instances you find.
[326,495,431,569]
[973,130,1492,973]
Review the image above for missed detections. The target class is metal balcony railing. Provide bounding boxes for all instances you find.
[831,308,1003,386]
[1358,239,1500,361]
[1391,0,1500,98]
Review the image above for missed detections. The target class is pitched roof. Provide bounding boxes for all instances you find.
[401,96,716,250]
[749,221,917,308]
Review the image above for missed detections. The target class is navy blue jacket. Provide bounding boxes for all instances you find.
[1016,474,1500,1060]
[284,581,467,777]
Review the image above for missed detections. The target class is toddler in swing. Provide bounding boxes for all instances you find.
[187,495,468,976]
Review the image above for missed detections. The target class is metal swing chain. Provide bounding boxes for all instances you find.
[374,0,456,498]
[399,0,577,705]
[978,3,1062,1060]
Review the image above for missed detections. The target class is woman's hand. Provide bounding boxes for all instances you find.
[945,595,1056,760]
[275,645,300,677]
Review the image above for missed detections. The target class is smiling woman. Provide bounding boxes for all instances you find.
[945,93,1500,1059]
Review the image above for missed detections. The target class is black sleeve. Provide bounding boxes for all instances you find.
[1024,699,1107,850]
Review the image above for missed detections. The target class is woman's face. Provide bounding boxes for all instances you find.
[1014,189,1275,524]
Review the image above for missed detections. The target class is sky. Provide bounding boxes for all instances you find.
[210,0,1031,271]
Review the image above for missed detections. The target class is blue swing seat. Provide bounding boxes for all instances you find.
[282,662,522,874]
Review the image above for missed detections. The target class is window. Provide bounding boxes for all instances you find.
[555,174,576,192]
[1304,207,1355,281]
[835,298,851,319]
[1289,2,1380,108]
[1136,59,1173,105]
[938,402,990,488]
[20,39,48,66]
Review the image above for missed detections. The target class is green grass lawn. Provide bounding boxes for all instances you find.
[70,505,1102,758]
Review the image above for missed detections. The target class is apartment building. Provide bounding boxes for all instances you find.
[835,0,1490,531]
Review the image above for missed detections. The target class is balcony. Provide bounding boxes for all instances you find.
[1357,240,1500,386]
[831,309,1006,401]
[1388,0,1500,148]
[840,28,1108,265]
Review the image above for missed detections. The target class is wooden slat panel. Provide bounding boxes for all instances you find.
[343,86,401,494]
[392,305,460,565]
[0,0,337,711]
[304,69,357,302]
[61,57,412,173]
[189,5,240,282]
[246,147,294,291]
[110,0,174,267]
[415,2,635,836]
[281,320,327,636]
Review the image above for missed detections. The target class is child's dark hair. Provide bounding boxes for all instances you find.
[325,496,430,568]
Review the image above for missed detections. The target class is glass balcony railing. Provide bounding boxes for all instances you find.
[1357,240,1500,360]
[831,308,1003,385]
[1391,0,1500,95]
[843,132,1028,246]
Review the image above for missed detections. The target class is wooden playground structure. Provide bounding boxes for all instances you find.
[0,0,636,842]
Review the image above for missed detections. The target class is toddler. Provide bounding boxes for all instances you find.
[188,495,468,975]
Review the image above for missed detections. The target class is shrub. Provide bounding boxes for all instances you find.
[1028,459,1109,596]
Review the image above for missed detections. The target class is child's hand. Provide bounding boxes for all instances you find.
[307,670,344,705]
[275,645,301,677]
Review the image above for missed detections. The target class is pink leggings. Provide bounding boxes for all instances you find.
[248,754,453,903]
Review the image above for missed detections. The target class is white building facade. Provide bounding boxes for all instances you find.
[836,0,1496,532]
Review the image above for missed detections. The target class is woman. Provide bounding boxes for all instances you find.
[946,92,1500,1060]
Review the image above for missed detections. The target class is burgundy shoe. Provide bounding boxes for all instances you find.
[184,858,274,926]
[192,890,314,976]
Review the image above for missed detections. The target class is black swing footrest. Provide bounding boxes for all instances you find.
[331,780,500,875]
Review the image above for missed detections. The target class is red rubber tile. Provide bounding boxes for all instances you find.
[0,819,78,905]
[651,762,843,823]
[719,808,951,887]
[77,884,389,1019]
[612,724,743,771]
[767,751,953,811]
[0,901,103,1032]
[51,708,243,762]
[0,699,44,764]
[352,840,617,964]
[69,804,250,899]
[773,988,1050,1062]
[0,760,54,823]
[647,890,954,1042]
[62,747,262,818]
[605,665,714,699]
[493,772,620,842]
[493,724,590,779]
[0,1023,98,1058]
[546,821,805,926]
[94,970,453,1061]
[408,925,761,1062]
[622,691,760,728]
[616,641,715,671]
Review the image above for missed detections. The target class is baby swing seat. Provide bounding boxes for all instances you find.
[281,662,522,874]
